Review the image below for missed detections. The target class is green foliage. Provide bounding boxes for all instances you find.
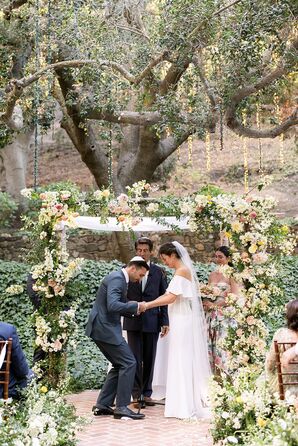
[0,191,18,228]
[266,255,298,339]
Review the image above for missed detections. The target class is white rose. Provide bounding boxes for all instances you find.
[226,436,238,444]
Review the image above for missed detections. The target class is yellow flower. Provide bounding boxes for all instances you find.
[40,386,48,394]
[102,189,110,198]
[257,417,267,428]
[225,231,231,239]
[231,221,243,233]
[248,244,258,254]
[236,396,243,404]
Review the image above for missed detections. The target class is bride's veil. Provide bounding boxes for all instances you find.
[173,241,211,409]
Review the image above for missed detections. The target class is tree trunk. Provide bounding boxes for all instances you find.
[1,131,33,209]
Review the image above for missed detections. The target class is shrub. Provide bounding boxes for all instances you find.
[0,191,18,228]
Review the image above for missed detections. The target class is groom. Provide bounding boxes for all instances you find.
[85,257,149,420]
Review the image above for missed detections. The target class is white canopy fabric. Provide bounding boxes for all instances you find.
[74,216,189,232]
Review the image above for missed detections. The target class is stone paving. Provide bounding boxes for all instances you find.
[67,390,214,446]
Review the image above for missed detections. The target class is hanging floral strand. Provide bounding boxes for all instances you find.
[242,110,249,193]
[273,94,285,167]
[256,103,263,174]
[205,130,211,172]
[33,0,41,190]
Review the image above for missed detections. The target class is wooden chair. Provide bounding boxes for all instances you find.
[274,341,298,400]
[0,338,12,400]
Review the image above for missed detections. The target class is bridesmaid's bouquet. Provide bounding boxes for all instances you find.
[200,283,227,301]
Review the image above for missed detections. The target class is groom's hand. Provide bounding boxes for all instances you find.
[138,301,147,314]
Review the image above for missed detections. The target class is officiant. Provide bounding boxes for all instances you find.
[123,237,169,406]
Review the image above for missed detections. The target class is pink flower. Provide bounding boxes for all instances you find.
[55,203,63,210]
[53,339,63,351]
[246,316,255,325]
[39,193,47,200]
[249,211,257,219]
[252,252,268,264]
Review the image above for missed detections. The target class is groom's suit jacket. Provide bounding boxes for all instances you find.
[85,270,138,345]
[123,263,169,333]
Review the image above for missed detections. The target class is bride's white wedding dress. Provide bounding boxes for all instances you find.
[152,274,211,419]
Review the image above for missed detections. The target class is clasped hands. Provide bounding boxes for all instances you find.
[137,301,147,314]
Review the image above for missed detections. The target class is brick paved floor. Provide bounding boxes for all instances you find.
[67,390,213,446]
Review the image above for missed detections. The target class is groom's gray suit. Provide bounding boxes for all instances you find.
[86,269,139,408]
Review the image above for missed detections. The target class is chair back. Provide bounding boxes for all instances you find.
[274,340,298,400]
[0,338,12,400]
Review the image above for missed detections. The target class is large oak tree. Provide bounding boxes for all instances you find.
[0,0,297,199]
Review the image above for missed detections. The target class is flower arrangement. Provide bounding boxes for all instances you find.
[209,368,298,445]
[0,383,81,446]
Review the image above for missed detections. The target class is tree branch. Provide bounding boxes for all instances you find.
[227,108,298,138]
[87,109,162,125]
[187,0,244,42]
[192,55,218,108]
[225,37,298,138]
[3,0,28,20]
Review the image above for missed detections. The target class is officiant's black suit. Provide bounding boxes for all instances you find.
[123,263,168,399]
[86,270,139,408]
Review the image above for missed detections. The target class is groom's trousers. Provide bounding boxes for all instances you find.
[94,339,136,408]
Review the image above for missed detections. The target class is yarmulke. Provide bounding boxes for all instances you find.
[130,256,146,262]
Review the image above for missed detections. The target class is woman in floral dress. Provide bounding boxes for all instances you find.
[201,246,240,374]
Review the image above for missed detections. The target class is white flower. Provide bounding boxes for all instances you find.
[94,190,103,200]
[40,231,47,240]
[278,418,287,430]
[221,411,230,419]
[20,188,33,198]
[5,284,24,295]
[226,436,238,444]
[146,202,159,213]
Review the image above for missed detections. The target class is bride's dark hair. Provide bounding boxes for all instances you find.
[159,242,181,258]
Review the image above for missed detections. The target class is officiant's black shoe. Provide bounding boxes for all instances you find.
[114,406,145,420]
[92,405,114,416]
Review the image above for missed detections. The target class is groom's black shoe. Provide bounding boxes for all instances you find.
[92,405,114,416]
[114,406,145,420]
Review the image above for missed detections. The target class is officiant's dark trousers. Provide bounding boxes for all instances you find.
[94,339,136,408]
[127,331,159,399]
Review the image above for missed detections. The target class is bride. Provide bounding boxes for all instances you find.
[143,241,211,419]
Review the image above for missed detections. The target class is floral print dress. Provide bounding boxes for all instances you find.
[202,282,232,373]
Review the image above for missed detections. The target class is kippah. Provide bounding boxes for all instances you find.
[130,256,146,262]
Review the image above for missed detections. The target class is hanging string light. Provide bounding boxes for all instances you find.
[219,100,224,151]
[273,94,285,167]
[205,130,211,172]
[242,110,249,193]
[187,134,193,163]
[108,122,113,190]
[256,103,263,174]
[33,0,41,191]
